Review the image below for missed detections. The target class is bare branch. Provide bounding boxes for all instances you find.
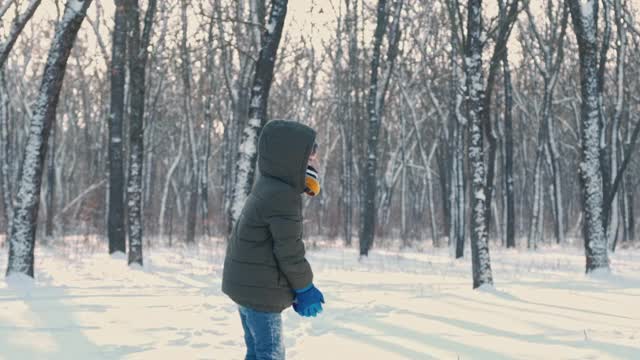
[0,0,42,68]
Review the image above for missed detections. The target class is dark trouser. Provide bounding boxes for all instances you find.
[238,306,285,360]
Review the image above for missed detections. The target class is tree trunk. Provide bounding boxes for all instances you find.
[6,0,92,277]
[181,0,198,245]
[159,124,184,239]
[609,0,626,252]
[45,120,56,238]
[568,0,609,272]
[400,104,408,247]
[502,56,515,248]
[446,0,466,258]
[360,0,402,257]
[341,0,358,247]
[466,0,493,288]
[427,162,437,247]
[231,0,288,226]
[201,19,216,239]
[126,0,157,266]
[108,0,127,254]
[545,78,565,245]
[0,70,13,232]
[626,182,635,242]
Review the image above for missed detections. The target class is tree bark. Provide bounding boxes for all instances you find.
[6,0,93,277]
[446,0,467,258]
[126,0,157,266]
[0,70,13,233]
[340,0,358,247]
[108,0,127,254]
[568,0,609,272]
[44,120,56,239]
[360,0,403,257]
[466,0,493,288]
[181,0,198,245]
[609,0,626,252]
[502,55,515,248]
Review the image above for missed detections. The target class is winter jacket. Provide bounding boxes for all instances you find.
[222,119,316,313]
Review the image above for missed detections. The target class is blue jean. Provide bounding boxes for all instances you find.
[239,306,285,360]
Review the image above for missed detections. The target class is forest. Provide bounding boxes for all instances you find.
[0,0,639,285]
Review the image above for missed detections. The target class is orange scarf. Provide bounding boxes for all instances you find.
[304,166,320,196]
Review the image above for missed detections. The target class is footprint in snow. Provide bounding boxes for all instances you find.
[203,329,225,336]
[168,338,189,346]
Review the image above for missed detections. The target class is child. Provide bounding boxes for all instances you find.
[222,120,325,360]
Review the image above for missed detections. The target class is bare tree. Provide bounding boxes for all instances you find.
[480,0,519,240]
[502,53,515,248]
[230,0,288,226]
[567,0,609,272]
[446,0,467,258]
[359,0,403,257]
[0,70,12,232]
[0,0,42,238]
[521,0,569,246]
[0,0,42,68]
[465,0,493,288]
[126,0,157,266]
[606,0,640,252]
[44,117,56,239]
[6,0,93,277]
[108,0,127,255]
[181,0,199,245]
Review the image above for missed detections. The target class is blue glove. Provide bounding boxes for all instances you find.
[293,284,325,317]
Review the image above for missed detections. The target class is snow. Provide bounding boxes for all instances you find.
[578,0,598,43]
[266,19,277,35]
[62,0,88,24]
[580,0,594,20]
[1,242,639,359]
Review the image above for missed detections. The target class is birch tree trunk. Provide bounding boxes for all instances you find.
[231,0,288,226]
[108,0,127,254]
[6,0,92,277]
[126,0,157,266]
[568,0,609,272]
[0,0,42,237]
[466,0,493,288]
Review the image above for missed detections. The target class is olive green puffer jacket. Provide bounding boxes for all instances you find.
[222,120,315,313]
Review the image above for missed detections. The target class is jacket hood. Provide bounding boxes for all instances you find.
[258,120,316,192]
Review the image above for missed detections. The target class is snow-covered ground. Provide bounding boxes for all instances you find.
[0,239,639,359]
